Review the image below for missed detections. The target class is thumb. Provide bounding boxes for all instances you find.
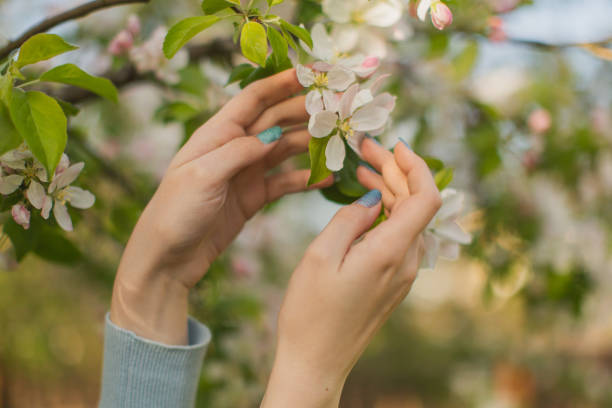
[307,190,382,267]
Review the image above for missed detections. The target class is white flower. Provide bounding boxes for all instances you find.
[308,84,393,171]
[297,63,356,114]
[26,180,52,219]
[0,173,24,195]
[323,0,404,27]
[0,146,47,181]
[421,189,471,269]
[130,26,188,84]
[11,203,30,230]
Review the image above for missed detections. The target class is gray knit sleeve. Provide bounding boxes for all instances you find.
[99,313,211,408]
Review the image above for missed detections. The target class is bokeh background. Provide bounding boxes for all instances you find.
[1,0,612,406]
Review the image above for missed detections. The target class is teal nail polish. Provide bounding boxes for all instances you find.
[359,161,378,174]
[400,138,411,150]
[356,189,382,208]
[257,126,282,144]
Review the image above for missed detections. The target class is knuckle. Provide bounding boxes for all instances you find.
[304,245,330,267]
[430,190,443,211]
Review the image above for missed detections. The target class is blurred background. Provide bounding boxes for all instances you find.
[1,0,612,406]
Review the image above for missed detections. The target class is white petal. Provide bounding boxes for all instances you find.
[350,106,390,131]
[420,232,440,270]
[438,240,460,260]
[437,189,463,221]
[34,162,48,182]
[362,0,404,27]
[50,162,84,192]
[66,186,96,209]
[331,25,359,53]
[26,181,46,209]
[310,23,334,61]
[347,131,366,157]
[352,90,374,113]
[305,91,324,115]
[313,61,334,72]
[351,56,380,78]
[322,0,352,24]
[0,175,23,195]
[296,64,315,87]
[367,74,392,94]
[325,135,346,171]
[41,196,52,220]
[340,83,360,119]
[326,66,356,91]
[309,111,338,138]
[55,153,70,175]
[322,89,341,113]
[53,201,73,232]
[435,221,472,245]
[417,0,434,21]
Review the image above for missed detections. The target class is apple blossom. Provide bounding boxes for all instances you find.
[297,63,356,114]
[417,0,453,30]
[130,27,188,84]
[0,173,23,195]
[528,108,552,135]
[488,16,507,43]
[323,0,404,28]
[421,189,472,269]
[11,203,30,230]
[108,30,134,56]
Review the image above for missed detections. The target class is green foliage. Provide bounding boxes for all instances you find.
[9,89,67,178]
[164,16,221,59]
[201,0,237,15]
[240,22,268,67]
[40,64,118,102]
[15,34,78,68]
[434,167,454,190]
[0,103,22,155]
[279,20,313,49]
[307,135,332,185]
[267,26,288,67]
[226,63,256,85]
[267,0,285,6]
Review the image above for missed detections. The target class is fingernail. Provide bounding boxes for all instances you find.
[366,134,381,146]
[359,161,378,174]
[356,189,382,208]
[400,138,411,150]
[257,126,282,144]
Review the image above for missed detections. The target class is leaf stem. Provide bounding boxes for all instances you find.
[16,79,40,89]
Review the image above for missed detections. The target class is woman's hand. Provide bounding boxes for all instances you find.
[111,69,332,345]
[262,139,442,407]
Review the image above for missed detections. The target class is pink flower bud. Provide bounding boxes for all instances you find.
[108,30,133,56]
[127,15,141,37]
[528,108,552,135]
[488,17,507,43]
[11,204,30,230]
[430,1,453,30]
[489,0,520,13]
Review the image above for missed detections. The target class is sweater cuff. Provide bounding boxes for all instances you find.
[99,313,211,408]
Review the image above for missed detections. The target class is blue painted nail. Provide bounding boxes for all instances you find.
[359,161,378,174]
[400,138,411,150]
[356,189,382,208]
[257,126,282,144]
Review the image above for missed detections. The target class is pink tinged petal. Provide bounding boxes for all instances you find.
[34,163,48,182]
[362,0,404,27]
[55,154,70,175]
[127,14,141,37]
[421,232,440,270]
[108,30,134,56]
[325,135,346,171]
[431,2,453,30]
[368,124,387,136]
[435,222,472,245]
[417,0,434,21]
[50,162,84,192]
[326,66,356,91]
[65,187,96,209]
[350,106,390,132]
[306,91,325,115]
[355,56,380,78]
[11,204,30,230]
[340,83,360,119]
[26,181,46,209]
[371,92,397,111]
[296,64,315,87]
[368,74,392,95]
[347,131,366,157]
[53,201,73,232]
[2,159,26,170]
[438,240,460,260]
[312,61,334,72]
[309,111,338,138]
[352,90,374,113]
[41,196,52,220]
[0,175,24,195]
[310,23,334,61]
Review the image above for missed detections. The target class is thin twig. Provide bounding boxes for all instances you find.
[0,0,151,61]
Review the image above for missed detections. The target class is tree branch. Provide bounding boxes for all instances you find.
[0,0,151,61]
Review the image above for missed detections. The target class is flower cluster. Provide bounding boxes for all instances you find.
[0,146,95,231]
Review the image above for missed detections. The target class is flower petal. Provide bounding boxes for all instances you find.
[417,0,434,21]
[306,90,325,115]
[309,111,338,138]
[437,188,463,221]
[350,106,390,131]
[53,201,73,232]
[331,25,359,53]
[50,162,84,192]
[310,23,334,61]
[66,187,96,209]
[438,240,460,260]
[41,196,52,220]
[371,92,397,111]
[325,135,346,171]
[322,0,352,24]
[435,221,472,245]
[322,89,341,113]
[362,0,404,27]
[26,181,46,209]
[11,204,30,230]
[296,64,315,87]
[352,90,374,113]
[340,83,360,120]
[421,232,440,270]
[347,131,366,157]
[327,66,356,91]
[0,175,23,195]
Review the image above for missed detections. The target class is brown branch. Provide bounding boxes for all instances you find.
[0,0,151,61]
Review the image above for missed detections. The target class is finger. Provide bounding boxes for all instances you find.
[265,170,333,203]
[361,138,410,199]
[191,133,281,184]
[246,95,308,136]
[213,68,302,128]
[306,190,382,267]
[394,143,439,200]
[356,165,395,209]
[264,128,310,169]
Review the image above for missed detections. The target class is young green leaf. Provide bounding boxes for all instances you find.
[16,34,78,68]
[56,99,81,117]
[9,89,67,178]
[267,0,285,6]
[201,0,239,14]
[40,64,118,102]
[280,20,313,49]
[163,16,220,59]
[435,167,454,191]
[308,136,332,186]
[227,63,256,85]
[240,22,268,67]
[0,104,23,155]
[267,26,288,67]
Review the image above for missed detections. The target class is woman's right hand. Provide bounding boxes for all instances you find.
[261,139,442,408]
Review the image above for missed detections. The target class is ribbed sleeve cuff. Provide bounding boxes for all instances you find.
[99,313,211,408]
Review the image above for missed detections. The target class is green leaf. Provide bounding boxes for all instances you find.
[0,104,22,155]
[267,0,285,6]
[295,0,322,24]
[155,101,199,123]
[239,53,291,88]
[56,99,80,117]
[33,227,82,264]
[452,41,478,81]
[227,63,256,85]
[280,20,312,49]
[267,26,288,67]
[201,0,235,14]
[9,89,67,178]
[164,16,220,59]
[308,135,332,185]
[423,156,444,172]
[16,34,78,68]
[320,184,355,205]
[434,167,454,191]
[4,218,37,261]
[335,146,367,197]
[40,64,118,102]
[241,22,268,67]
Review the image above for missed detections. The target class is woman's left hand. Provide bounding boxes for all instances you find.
[111,69,332,345]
